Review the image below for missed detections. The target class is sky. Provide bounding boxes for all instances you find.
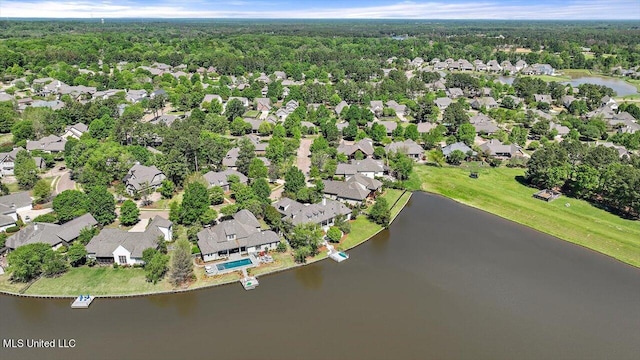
[0,0,639,19]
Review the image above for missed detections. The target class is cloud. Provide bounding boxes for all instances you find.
[0,0,638,19]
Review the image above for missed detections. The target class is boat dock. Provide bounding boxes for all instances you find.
[325,241,349,263]
[71,295,95,309]
[240,269,259,290]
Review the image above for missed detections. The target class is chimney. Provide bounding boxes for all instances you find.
[34,224,38,231]
[322,197,326,206]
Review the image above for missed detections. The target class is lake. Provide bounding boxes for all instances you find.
[498,75,638,97]
[1,192,639,360]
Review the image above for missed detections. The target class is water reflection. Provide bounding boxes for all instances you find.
[147,291,198,317]
[294,264,323,290]
[13,297,49,323]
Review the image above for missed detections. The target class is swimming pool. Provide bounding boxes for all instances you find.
[216,258,253,271]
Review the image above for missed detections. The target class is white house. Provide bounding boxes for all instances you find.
[86,216,172,265]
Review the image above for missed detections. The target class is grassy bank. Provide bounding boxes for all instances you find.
[0,188,413,297]
[414,165,640,267]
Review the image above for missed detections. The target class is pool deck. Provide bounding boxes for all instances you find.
[205,255,259,276]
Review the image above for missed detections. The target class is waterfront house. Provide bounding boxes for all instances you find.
[322,175,382,205]
[197,210,280,262]
[4,213,97,252]
[335,158,385,179]
[273,197,351,231]
[123,164,166,196]
[87,216,172,265]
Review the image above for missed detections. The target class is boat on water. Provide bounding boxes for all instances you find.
[329,251,349,263]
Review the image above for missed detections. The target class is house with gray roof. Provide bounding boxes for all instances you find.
[385,100,407,115]
[337,138,375,159]
[446,88,465,99]
[26,135,67,153]
[123,164,166,196]
[370,100,384,116]
[30,100,65,111]
[470,113,499,134]
[323,174,382,205]
[62,123,89,140]
[417,122,438,134]
[255,97,272,112]
[203,169,248,191]
[4,213,97,252]
[87,215,172,265]
[550,122,570,137]
[385,139,424,160]
[435,97,453,111]
[480,139,525,158]
[0,147,25,176]
[197,210,280,262]
[470,97,498,110]
[273,197,351,231]
[126,89,148,103]
[335,158,385,179]
[246,134,268,154]
[372,120,398,135]
[0,192,32,223]
[335,101,349,116]
[442,142,474,158]
[223,147,270,169]
[149,114,179,127]
[534,94,553,105]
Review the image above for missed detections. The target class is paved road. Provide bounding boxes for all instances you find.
[296,138,313,178]
[55,171,76,195]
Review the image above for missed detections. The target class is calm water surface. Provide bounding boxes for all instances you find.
[1,192,639,360]
[497,75,637,97]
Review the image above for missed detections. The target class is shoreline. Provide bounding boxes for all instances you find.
[0,192,413,299]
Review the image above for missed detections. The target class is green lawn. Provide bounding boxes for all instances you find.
[414,165,640,267]
[0,133,13,146]
[0,274,30,294]
[243,110,260,118]
[24,267,173,296]
[337,217,383,251]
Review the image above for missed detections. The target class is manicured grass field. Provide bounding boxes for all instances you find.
[337,217,383,251]
[23,267,173,296]
[414,165,640,267]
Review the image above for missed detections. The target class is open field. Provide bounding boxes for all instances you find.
[414,165,640,267]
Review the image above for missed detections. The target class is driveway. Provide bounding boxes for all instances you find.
[56,171,76,195]
[296,138,313,178]
[128,210,170,232]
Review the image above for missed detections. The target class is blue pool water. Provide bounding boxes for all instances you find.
[216,258,252,271]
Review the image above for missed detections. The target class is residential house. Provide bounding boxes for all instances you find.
[335,158,385,179]
[0,147,25,176]
[336,138,375,159]
[150,89,167,99]
[273,197,351,231]
[470,113,499,134]
[586,105,615,120]
[202,94,223,108]
[197,210,280,262]
[442,142,474,158]
[373,120,398,135]
[480,139,525,158]
[550,122,571,137]
[385,139,424,160]
[149,114,179,127]
[228,97,250,108]
[446,88,465,99]
[4,213,97,252]
[335,101,349,117]
[26,135,67,153]
[323,174,383,205]
[435,97,453,111]
[417,122,438,134]
[601,96,618,110]
[62,123,89,139]
[126,89,147,103]
[385,100,407,115]
[223,147,270,169]
[203,169,248,191]
[87,216,173,265]
[470,97,498,110]
[30,100,65,111]
[255,98,272,112]
[123,164,166,195]
[600,142,630,158]
[561,95,576,109]
[370,100,384,116]
[534,94,553,105]
[247,134,268,154]
[274,71,287,80]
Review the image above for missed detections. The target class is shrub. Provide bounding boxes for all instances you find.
[5,225,20,233]
[276,241,287,253]
[326,226,342,243]
[33,213,57,223]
